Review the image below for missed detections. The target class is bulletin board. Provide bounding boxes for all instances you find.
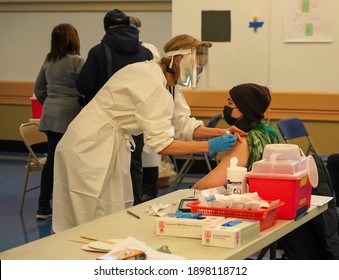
[284,0,333,43]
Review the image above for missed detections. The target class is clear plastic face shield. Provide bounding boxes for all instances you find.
[195,45,210,89]
[164,45,209,88]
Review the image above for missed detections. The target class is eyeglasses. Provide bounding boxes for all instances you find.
[227,98,237,108]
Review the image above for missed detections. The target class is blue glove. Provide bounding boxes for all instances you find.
[175,210,203,219]
[208,133,236,154]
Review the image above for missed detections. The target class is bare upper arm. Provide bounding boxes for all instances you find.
[193,137,249,189]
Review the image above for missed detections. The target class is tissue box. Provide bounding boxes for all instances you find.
[202,218,260,248]
[155,216,225,239]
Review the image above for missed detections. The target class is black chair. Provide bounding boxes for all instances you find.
[277,117,328,163]
[168,113,222,192]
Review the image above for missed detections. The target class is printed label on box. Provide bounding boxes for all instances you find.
[155,216,225,239]
[202,218,260,248]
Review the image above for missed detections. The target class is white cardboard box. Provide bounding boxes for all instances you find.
[155,216,226,239]
[202,218,260,248]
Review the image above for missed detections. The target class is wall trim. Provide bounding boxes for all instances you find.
[0,81,34,106]
[0,1,171,12]
[1,81,339,121]
[182,89,339,122]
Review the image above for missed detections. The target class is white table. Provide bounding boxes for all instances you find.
[0,189,328,260]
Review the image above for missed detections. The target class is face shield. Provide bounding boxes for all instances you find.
[164,45,210,88]
[195,45,210,89]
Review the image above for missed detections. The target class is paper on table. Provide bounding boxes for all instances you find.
[81,239,122,252]
[311,195,333,206]
[146,203,171,217]
[97,236,185,260]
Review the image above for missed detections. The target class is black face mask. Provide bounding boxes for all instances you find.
[223,105,258,132]
[223,105,238,125]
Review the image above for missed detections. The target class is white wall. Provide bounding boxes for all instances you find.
[173,0,269,90]
[0,11,171,81]
[269,1,339,92]
[2,1,339,92]
[172,0,339,92]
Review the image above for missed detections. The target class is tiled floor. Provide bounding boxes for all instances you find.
[0,153,200,253]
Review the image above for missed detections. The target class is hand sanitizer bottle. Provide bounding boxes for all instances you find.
[226,157,247,194]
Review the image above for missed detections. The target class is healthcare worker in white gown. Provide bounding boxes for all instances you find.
[52,34,245,232]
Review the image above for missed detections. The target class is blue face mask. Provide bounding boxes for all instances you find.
[197,64,203,76]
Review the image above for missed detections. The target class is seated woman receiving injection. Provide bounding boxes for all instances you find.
[192,83,280,190]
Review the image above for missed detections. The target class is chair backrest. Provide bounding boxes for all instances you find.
[207,113,222,128]
[19,123,47,167]
[277,117,309,140]
[277,117,319,156]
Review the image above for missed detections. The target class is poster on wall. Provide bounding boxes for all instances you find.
[284,0,332,42]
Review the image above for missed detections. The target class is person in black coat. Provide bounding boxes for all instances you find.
[327,153,339,207]
[76,9,153,104]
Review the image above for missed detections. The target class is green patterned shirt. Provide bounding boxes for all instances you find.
[246,123,280,170]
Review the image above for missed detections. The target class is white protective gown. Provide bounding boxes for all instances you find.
[52,60,203,232]
[141,42,162,167]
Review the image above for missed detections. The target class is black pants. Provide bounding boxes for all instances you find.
[130,134,159,205]
[142,166,159,199]
[130,134,144,205]
[38,131,63,206]
[327,153,339,207]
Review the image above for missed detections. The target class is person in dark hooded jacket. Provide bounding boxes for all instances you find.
[75,9,153,206]
[76,9,153,104]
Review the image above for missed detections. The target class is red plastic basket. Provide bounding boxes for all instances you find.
[187,200,284,231]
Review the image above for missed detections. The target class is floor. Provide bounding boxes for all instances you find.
[0,152,201,253]
[0,153,52,252]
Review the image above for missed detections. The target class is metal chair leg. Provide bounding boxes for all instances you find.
[20,167,30,213]
[203,153,213,171]
[168,155,195,192]
[20,166,40,213]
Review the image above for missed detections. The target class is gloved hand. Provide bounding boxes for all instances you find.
[208,133,237,154]
[175,210,203,219]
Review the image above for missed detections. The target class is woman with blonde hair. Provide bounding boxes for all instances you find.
[52,34,245,232]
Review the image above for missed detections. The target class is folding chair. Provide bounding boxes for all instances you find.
[168,113,222,192]
[19,122,47,213]
[277,117,328,162]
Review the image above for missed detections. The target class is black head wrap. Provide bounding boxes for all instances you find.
[229,83,271,123]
